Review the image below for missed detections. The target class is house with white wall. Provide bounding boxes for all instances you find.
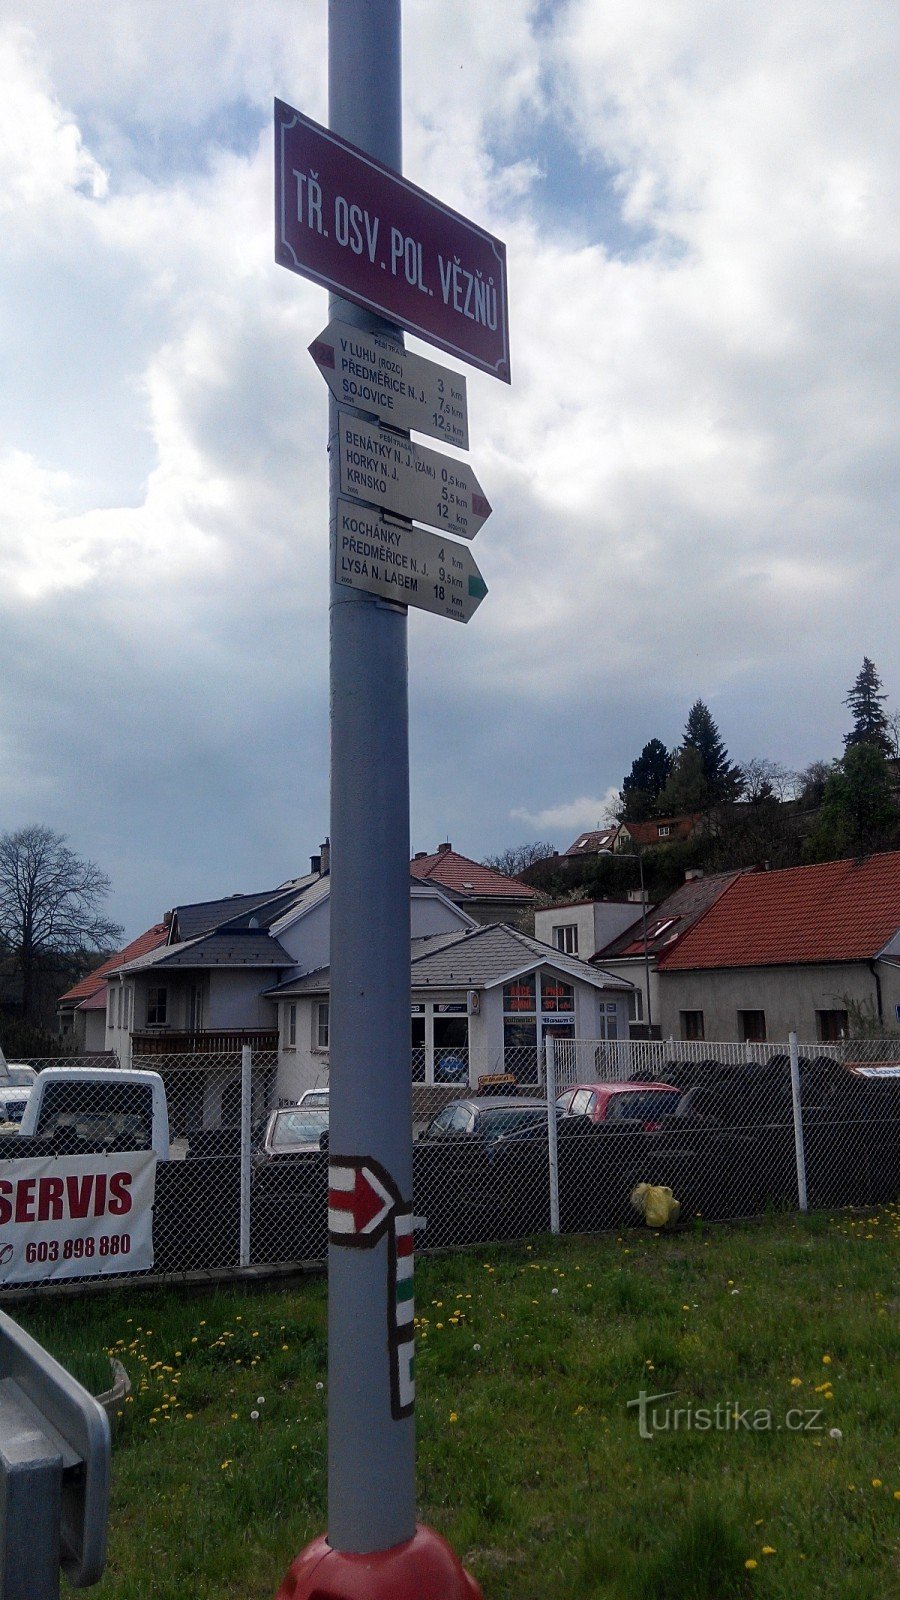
[534,899,647,962]
[268,921,633,1100]
[654,852,900,1044]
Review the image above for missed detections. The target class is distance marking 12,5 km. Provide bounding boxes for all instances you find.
[310,319,469,449]
[335,500,487,624]
[338,413,490,539]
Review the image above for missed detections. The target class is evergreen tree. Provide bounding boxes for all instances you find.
[805,744,899,861]
[681,700,743,804]
[658,745,707,813]
[844,657,892,755]
[620,738,672,821]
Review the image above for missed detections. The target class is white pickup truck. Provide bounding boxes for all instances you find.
[4,1065,170,1159]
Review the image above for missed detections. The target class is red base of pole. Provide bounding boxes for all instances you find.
[275,1523,484,1600]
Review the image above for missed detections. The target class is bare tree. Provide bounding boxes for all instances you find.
[0,826,123,1021]
[481,841,556,880]
[739,758,798,804]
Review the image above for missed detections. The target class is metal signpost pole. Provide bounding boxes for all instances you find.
[546,1035,560,1234]
[325,0,413,1556]
[239,1044,251,1268]
[788,1030,809,1213]
[276,3,483,1594]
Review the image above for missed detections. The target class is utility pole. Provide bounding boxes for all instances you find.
[274,3,490,1594]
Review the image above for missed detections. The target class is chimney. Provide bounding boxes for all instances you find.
[414,851,428,860]
[684,869,704,883]
[437,841,452,854]
[310,854,321,875]
[320,838,331,875]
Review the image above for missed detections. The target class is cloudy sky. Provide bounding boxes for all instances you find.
[1,0,897,936]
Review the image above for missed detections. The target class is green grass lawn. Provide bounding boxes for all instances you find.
[13,1206,899,1600]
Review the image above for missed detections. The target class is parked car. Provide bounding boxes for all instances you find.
[256,1106,329,1163]
[555,1081,680,1131]
[0,1086,32,1127]
[297,1087,329,1108]
[421,1096,548,1148]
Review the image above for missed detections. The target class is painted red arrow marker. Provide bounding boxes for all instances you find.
[328,1158,399,1246]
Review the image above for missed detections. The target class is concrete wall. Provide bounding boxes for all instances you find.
[206,969,277,1029]
[277,895,330,974]
[276,996,330,1102]
[534,902,642,960]
[657,962,887,1044]
[594,955,659,1033]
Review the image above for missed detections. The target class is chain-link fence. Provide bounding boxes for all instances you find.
[0,1037,897,1292]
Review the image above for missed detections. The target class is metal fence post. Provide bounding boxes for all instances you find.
[546,1036,560,1235]
[788,1031,808,1212]
[239,1045,252,1267]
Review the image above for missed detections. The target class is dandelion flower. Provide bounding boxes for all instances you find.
[872,1479,882,1489]
[745,1559,757,1570]
[449,1412,458,1423]
[762,1546,776,1555]
[822,1355,831,1365]
[790,1377,802,1387]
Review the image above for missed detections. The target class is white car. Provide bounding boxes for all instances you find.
[298,1087,329,1108]
[0,1086,33,1128]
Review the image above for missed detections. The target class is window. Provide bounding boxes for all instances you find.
[597,1002,619,1041]
[658,825,671,838]
[285,1003,297,1048]
[110,988,119,1029]
[738,1009,766,1043]
[680,1010,705,1041]
[571,1088,594,1117]
[315,1002,329,1050]
[503,976,536,1013]
[553,923,578,954]
[188,984,203,1033]
[541,977,574,1013]
[146,987,167,1027]
[816,1009,848,1042]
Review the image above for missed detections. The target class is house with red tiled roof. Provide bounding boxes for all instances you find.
[410,842,535,927]
[617,814,703,850]
[592,870,746,1036]
[654,851,900,1044]
[57,923,169,1052]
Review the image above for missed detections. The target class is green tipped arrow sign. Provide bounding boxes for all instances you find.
[335,500,488,623]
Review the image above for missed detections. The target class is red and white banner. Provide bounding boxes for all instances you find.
[0,1152,157,1284]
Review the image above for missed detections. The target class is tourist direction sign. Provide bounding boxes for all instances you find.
[335,500,487,624]
[310,320,469,448]
[338,414,490,540]
[275,99,510,381]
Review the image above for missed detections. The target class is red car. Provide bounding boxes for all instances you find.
[555,1081,680,1132]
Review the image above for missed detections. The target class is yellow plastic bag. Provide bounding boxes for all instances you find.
[630,1182,681,1228]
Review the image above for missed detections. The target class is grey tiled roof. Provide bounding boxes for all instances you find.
[116,930,295,973]
[266,923,632,997]
[409,924,632,990]
[593,870,744,960]
[172,876,319,939]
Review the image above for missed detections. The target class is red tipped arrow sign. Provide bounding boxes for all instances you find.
[328,1157,400,1246]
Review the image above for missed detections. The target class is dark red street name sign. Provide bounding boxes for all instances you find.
[275,98,510,383]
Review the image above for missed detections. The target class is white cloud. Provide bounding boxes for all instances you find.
[0,2,897,927]
[511,791,621,836]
